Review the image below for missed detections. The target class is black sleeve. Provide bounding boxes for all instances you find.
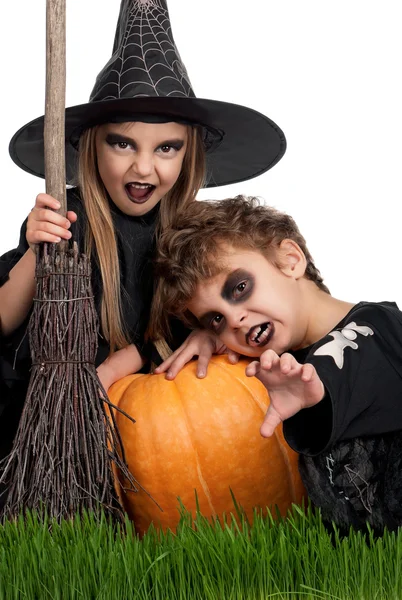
[283,303,402,456]
[0,218,29,288]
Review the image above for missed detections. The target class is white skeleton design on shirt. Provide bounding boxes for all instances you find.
[313,322,374,369]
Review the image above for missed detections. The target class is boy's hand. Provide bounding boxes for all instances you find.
[245,350,325,438]
[26,193,77,252]
[154,329,239,380]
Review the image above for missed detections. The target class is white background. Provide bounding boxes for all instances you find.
[1,0,401,306]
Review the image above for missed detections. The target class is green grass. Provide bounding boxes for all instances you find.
[0,503,401,599]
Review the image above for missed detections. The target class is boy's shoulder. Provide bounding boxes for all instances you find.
[339,300,402,332]
[313,300,402,374]
[296,301,402,363]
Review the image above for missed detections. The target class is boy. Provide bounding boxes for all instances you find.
[152,195,402,533]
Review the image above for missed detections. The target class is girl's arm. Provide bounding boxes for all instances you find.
[97,344,145,392]
[0,193,76,336]
[0,249,36,336]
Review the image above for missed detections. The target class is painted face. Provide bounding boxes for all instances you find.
[95,121,188,216]
[187,248,307,357]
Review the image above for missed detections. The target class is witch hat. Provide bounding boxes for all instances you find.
[9,0,286,188]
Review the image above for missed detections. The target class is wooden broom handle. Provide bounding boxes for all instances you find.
[44,0,67,217]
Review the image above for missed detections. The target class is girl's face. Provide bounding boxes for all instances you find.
[95,121,188,216]
[187,247,308,357]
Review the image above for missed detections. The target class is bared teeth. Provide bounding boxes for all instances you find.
[251,323,267,341]
[127,183,153,189]
[248,322,270,345]
[250,326,262,342]
[257,327,270,344]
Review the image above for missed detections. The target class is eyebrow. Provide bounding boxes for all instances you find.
[105,133,185,148]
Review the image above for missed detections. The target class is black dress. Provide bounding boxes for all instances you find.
[0,187,186,463]
[283,301,402,532]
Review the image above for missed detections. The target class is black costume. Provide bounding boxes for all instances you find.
[283,301,402,532]
[0,188,186,463]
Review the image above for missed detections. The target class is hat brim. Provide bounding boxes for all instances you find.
[9,97,286,188]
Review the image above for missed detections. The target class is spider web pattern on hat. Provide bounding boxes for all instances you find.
[9,0,287,188]
[91,0,195,102]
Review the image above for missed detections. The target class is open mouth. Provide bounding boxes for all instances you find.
[246,322,273,348]
[125,183,156,204]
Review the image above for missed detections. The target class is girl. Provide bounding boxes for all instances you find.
[0,0,286,463]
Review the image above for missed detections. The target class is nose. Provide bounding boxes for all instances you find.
[130,152,154,178]
[227,308,247,331]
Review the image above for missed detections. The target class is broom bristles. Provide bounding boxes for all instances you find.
[0,242,140,522]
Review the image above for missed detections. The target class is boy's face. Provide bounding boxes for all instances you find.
[187,246,307,357]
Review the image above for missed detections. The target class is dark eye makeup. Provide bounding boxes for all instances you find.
[196,270,254,334]
[210,313,225,332]
[222,269,254,303]
[105,134,134,148]
[105,133,185,153]
[158,140,185,152]
[197,311,225,334]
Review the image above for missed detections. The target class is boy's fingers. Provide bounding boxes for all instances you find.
[154,348,181,374]
[154,332,213,377]
[155,332,229,379]
[245,361,261,377]
[195,348,214,378]
[301,363,315,382]
[301,364,326,402]
[260,406,282,438]
[164,355,188,380]
[259,349,279,370]
[280,353,302,375]
[165,343,203,380]
[215,343,228,355]
[227,350,240,364]
[279,353,294,373]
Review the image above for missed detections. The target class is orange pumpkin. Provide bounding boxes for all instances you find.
[108,355,306,535]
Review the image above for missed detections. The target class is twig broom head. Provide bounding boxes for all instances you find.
[0,0,139,522]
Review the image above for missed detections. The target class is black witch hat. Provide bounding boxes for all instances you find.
[9,0,286,188]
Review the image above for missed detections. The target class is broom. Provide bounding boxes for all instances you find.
[0,0,140,522]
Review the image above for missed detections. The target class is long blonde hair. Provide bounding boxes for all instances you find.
[77,124,205,353]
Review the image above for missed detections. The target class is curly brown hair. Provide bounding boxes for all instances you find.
[149,195,329,340]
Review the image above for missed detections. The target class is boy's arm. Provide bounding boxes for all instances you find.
[97,344,145,392]
[283,302,402,455]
